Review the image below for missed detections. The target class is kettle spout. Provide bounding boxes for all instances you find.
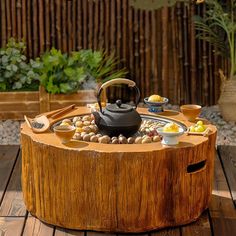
[92,110,101,125]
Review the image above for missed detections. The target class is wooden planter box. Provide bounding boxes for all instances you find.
[0,87,96,120]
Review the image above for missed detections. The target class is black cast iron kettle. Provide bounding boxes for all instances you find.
[92,78,142,137]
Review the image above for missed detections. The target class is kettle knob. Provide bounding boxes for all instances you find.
[116,100,122,107]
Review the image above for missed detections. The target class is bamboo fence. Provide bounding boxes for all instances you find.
[0,0,227,105]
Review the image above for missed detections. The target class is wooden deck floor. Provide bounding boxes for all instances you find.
[0,145,236,236]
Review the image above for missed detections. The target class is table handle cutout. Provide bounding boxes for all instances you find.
[187,160,206,173]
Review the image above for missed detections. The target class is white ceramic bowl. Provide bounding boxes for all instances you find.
[157,127,184,146]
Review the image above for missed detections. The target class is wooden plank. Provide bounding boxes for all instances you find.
[22,215,54,236]
[0,151,27,216]
[54,227,84,236]
[218,145,236,206]
[0,92,39,101]
[0,111,39,120]
[0,217,25,236]
[0,102,39,111]
[151,229,180,236]
[39,86,50,113]
[181,210,211,236]
[209,151,236,236]
[0,146,19,203]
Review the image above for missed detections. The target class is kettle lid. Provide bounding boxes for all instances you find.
[106,100,133,113]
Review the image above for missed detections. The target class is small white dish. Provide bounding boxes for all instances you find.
[157,127,184,146]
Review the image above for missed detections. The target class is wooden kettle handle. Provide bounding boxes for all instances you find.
[99,78,136,91]
[97,78,140,112]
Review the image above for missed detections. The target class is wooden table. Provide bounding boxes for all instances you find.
[21,107,217,233]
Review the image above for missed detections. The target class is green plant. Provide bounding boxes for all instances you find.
[71,50,127,83]
[36,48,86,94]
[37,48,127,94]
[194,0,236,78]
[0,38,40,91]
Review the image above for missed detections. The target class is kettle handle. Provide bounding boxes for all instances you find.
[97,78,141,112]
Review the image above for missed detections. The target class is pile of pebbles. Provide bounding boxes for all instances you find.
[0,120,22,145]
[62,115,162,144]
[1,105,236,145]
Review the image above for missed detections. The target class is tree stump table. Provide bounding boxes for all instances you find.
[21,107,217,233]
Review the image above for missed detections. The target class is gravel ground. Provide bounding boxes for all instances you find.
[0,105,235,145]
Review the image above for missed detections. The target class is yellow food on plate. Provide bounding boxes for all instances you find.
[189,121,206,133]
[163,123,179,132]
[60,122,70,126]
[148,94,164,102]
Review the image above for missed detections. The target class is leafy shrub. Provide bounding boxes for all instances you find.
[37,48,127,94]
[0,38,40,91]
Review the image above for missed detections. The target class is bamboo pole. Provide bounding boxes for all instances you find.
[139,10,145,98]
[98,0,104,49]
[128,1,134,80]
[151,10,158,94]
[133,8,140,92]
[6,0,12,39]
[183,5,190,103]
[108,0,116,101]
[67,0,72,53]
[202,4,208,105]
[50,0,56,47]
[104,0,110,51]
[39,0,45,54]
[196,4,203,104]
[88,0,94,49]
[27,0,32,58]
[1,0,7,46]
[116,0,122,99]
[161,7,169,99]
[62,0,67,52]
[72,0,76,51]
[56,0,62,50]
[11,0,17,38]
[32,0,38,57]
[157,10,162,95]
[122,0,127,64]
[45,0,50,50]
[16,0,22,40]
[176,2,184,104]
[94,0,99,50]
[144,10,150,96]
[82,0,88,49]
[77,0,82,50]
[22,0,27,41]
[190,1,196,104]
[171,7,179,104]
